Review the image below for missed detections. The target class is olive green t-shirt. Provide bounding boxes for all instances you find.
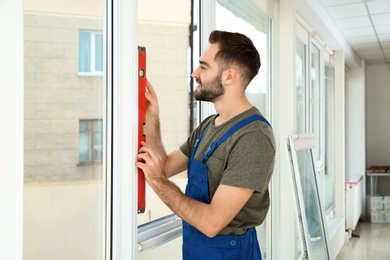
[180,106,275,235]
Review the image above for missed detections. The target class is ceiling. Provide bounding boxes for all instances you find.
[318,0,390,65]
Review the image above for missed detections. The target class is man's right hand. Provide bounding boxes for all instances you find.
[145,79,159,118]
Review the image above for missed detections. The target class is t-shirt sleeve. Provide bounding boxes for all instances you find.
[180,139,192,158]
[179,115,215,158]
[220,124,275,194]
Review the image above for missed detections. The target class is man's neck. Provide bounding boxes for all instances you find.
[213,97,252,126]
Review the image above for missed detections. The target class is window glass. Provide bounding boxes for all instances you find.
[324,62,335,213]
[137,1,197,257]
[79,31,92,72]
[137,0,192,226]
[79,30,103,75]
[95,34,104,71]
[215,1,271,258]
[296,39,306,134]
[295,148,330,259]
[79,119,103,163]
[23,0,107,259]
[310,43,321,161]
[79,124,91,161]
[216,0,270,117]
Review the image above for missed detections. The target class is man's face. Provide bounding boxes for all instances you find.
[192,44,225,102]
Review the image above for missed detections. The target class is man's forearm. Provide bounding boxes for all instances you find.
[145,115,166,158]
[147,177,216,237]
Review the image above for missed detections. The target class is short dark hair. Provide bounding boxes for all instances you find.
[208,30,261,87]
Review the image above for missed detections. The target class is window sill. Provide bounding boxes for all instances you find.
[77,161,102,166]
[78,72,103,77]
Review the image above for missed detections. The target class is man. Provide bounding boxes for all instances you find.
[137,30,275,260]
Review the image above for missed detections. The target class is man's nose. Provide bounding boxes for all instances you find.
[191,67,199,79]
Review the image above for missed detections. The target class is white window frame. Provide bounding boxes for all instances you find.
[110,0,275,258]
[111,0,139,258]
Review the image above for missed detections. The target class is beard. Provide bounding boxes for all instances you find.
[194,73,225,102]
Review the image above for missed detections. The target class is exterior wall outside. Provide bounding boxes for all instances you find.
[24,13,104,184]
[138,23,190,156]
[23,12,106,259]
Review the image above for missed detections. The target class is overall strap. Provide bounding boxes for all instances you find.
[201,114,271,163]
[191,124,210,156]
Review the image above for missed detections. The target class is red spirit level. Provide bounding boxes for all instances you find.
[138,46,146,214]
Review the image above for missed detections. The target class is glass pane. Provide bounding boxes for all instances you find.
[95,34,103,71]
[215,1,271,258]
[324,62,335,213]
[216,0,270,116]
[296,149,329,259]
[23,0,106,259]
[94,132,103,161]
[296,38,306,134]
[94,118,103,131]
[79,132,91,161]
[79,31,91,72]
[310,43,321,160]
[137,0,194,256]
[80,120,90,131]
[138,0,192,225]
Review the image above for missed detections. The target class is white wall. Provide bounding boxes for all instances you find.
[366,64,390,195]
[346,61,366,218]
[0,0,24,259]
[366,64,390,166]
[346,60,366,181]
[274,1,296,259]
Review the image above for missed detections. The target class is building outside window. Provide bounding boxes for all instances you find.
[23,2,106,258]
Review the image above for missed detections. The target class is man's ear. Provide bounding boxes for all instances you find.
[223,68,237,85]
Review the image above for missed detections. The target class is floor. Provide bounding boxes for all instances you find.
[336,221,390,260]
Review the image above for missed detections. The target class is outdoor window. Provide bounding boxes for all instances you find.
[79,30,103,75]
[295,21,338,225]
[79,119,103,163]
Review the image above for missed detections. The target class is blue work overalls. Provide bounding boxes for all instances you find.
[182,114,271,260]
